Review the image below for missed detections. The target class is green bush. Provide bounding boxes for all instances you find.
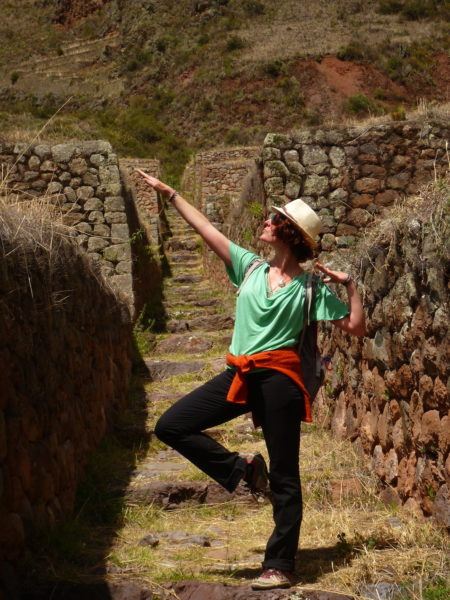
[10,71,19,85]
[345,93,382,115]
[423,580,450,600]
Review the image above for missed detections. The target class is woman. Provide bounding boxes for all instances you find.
[136,169,366,590]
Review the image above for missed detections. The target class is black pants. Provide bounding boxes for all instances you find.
[154,369,303,572]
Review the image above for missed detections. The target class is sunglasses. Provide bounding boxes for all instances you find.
[268,212,286,224]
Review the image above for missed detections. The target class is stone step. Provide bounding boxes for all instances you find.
[168,251,202,263]
[164,298,221,309]
[169,274,203,285]
[143,358,205,381]
[155,333,231,354]
[165,238,200,252]
[166,314,234,333]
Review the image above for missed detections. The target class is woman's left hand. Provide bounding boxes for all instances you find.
[315,261,351,286]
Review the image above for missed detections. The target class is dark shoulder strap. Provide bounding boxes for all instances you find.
[236,258,266,296]
[298,273,319,350]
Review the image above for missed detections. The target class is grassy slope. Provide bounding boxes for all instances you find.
[0,0,449,183]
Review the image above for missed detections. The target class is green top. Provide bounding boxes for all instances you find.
[226,242,349,356]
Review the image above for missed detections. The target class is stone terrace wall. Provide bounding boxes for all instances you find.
[261,118,449,251]
[314,186,449,525]
[0,141,136,312]
[0,214,133,574]
[182,146,260,282]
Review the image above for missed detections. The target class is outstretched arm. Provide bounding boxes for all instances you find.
[315,261,366,338]
[136,170,232,266]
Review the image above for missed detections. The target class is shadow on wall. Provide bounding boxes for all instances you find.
[19,370,151,600]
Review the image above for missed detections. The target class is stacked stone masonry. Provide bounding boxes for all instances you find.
[0,140,136,310]
[315,204,449,525]
[261,119,449,250]
[0,226,133,570]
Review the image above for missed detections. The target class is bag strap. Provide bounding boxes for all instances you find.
[298,272,318,350]
[236,258,267,296]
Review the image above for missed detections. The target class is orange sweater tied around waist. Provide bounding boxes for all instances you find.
[226,348,312,424]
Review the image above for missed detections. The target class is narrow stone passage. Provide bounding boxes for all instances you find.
[107,205,357,599]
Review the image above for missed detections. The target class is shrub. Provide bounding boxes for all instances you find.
[337,40,366,61]
[226,35,245,51]
[262,59,287,78]
[10,71,19,85]
[390,105,406,120]
[345,93,383,115]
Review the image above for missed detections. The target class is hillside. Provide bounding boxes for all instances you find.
[0,0,449,181]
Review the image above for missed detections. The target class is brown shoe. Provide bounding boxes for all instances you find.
[243,453,269,497]
[251,568,293,590]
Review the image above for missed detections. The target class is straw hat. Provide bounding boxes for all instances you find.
[272,198,322,248]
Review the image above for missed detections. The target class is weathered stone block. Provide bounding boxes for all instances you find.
[93,223,110,237]
[374,190,399,206]
[283,150,299,163]
[103,243,131,262]
[83,171,100,187]
[286,161,306,176]
[329,146,346,168]
[104,196,125,211]
[47,182,62,194]
[263,133,292,149]
[264,160,289,179]
[351,193,373,207]
[111,224,130,242]
[285,177,301,199]
[264,177,284,195]
[386,172,410,190]
[261,147,281,161]
[84,197,103,211]
[116,260,133,274]
[52,144,75,164]
[302,145,328,165]
[87,210,105,224]
[354,178,381,193]
[303,174,329,195]
[34,144,51,160]
[76,186,95,201]
[69,158,88,176]
[87,237,109,252]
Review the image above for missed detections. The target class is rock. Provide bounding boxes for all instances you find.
[34,144,51,160]
[329,146,346,168]
[105,211,127,224]
[76,186,95,201]
[359,582,402,600]
[51,143,75,163]
[139,534,160,548]
[380,487,401,507]
[103,244,131,262]
[303,175,329,195]
[302,145,328,165]
[69,157,88,175]
[386,173,410,190]
[164,531,211,547]
[169,581,353,599]
[329,188,348,203]
[111,224,130,242]
[156,335,213,354]
[263,133,292,149]
[262,147,281,161]
[186,314,233,331]
[264,177,285,195]
[84,197,103,211]
[374,190,400,206]
[354,178,381,193]
[87,237,109,252]
[24,581,153,599]
[104,196,125,211]
[264,160,289,179]
[143,359,204,380]
[351,193,373,207]
[127,481,208,506]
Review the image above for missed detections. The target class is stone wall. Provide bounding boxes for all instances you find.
[261,118,449,251]
[314,180,449,525]
[182,146,260,283]
[0,206,133,573]
[0,140,136,311]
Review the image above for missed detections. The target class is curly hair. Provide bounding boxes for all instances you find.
[272,214,316,262]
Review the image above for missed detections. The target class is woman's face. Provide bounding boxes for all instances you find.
[259,212,285,244]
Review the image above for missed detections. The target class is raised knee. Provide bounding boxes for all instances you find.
[154,415,175,444]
